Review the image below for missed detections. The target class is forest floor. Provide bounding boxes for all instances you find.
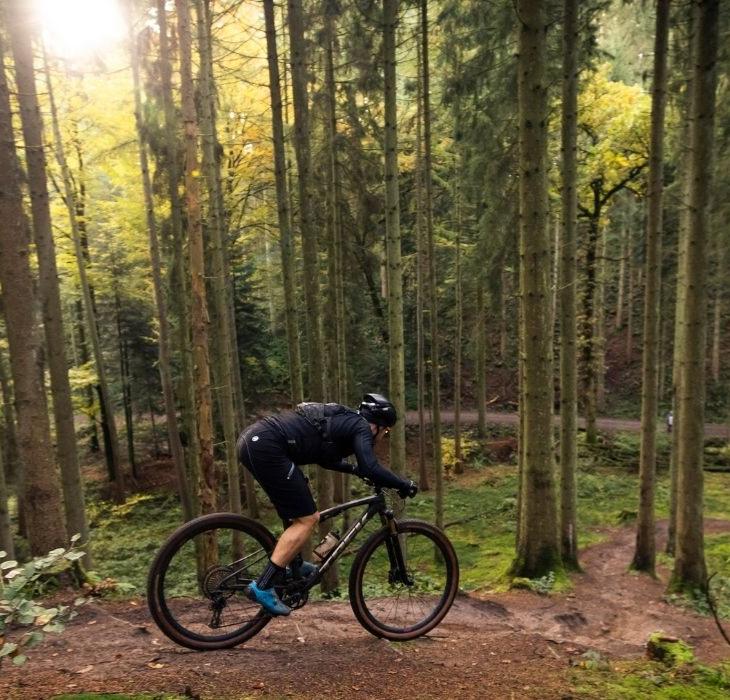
[3,521,729,700]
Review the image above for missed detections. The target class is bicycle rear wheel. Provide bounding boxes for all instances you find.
[147,513,276,650]
[348,519,459,640]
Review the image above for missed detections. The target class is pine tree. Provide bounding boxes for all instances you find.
[632,0,670,576]
[559,0,579,570]
[0,35,66,555]
[669,0,719,594]
[512,0,561,579]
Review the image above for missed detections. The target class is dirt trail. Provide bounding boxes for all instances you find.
[2,523,729,700]
[407,410,730,439]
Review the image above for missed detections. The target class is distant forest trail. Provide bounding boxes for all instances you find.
[3,522,728,700]
[406,411,730,439]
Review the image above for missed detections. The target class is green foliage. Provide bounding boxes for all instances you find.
[511,571,556,595]
[85,493,183,594]
[440,434,480,473]
[0,540,86,667]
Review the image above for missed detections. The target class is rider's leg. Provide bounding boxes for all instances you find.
[270,512,319,567]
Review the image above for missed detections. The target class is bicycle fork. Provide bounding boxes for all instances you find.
[383,517,413,586]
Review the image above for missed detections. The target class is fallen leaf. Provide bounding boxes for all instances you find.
[147,662,165,669]
[76,665,93,674]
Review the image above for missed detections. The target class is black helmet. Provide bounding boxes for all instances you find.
[358,393,397,427]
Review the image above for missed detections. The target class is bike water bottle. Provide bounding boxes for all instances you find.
[313,531,340,562]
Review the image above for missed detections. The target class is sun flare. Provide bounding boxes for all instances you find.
[35,0,126,60]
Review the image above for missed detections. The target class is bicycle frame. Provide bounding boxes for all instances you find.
[297,488,407,589]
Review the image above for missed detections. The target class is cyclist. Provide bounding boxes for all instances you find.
[236,393,418,616]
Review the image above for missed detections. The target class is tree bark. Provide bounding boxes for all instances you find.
[0,329,20,484]
[512,0,561,578]
[176,0,217,532]
[476,277,487,438]
[157,0,200,512]
[115,289,136,478]
[559,0,579,570]
[666,4,694,558]
[6,0,89,552]
[195,0,243,519]
[0,37,66,555]
[0,435,13,560]
[615,222,627,330]
[287,0,324,403]
[415,35,429,490]
[454,156,463,476]
[263,0,304,406]
[420,0,441,520]
[670,0,719,594]
[632,0,669,576]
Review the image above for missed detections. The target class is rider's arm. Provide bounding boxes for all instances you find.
[319,459,358,475]
[351,424,406,490]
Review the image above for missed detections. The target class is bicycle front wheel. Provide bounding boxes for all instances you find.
[348,519,459,641]
[147,513,276,651]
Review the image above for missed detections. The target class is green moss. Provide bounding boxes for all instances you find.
[574,661,730,699]
[646,633,695,666]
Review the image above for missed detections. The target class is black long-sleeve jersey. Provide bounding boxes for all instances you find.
[260,404,405,491]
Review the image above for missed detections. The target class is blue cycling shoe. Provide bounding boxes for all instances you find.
[290,559,318,579]
[246,581,291,616]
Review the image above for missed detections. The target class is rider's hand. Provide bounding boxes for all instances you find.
[398,480,418,499]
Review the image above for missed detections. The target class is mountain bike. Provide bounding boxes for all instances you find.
[147,485,459,650]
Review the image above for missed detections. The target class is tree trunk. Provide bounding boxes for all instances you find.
[420,0,441,521]
[127,3,192,520]
[157,0,199,513]
[669,0,718,594]
[263,0,304,406]
[288,0,324,403]
[287,0,329,578]
[454,158,463,476]
[43,53,126,502]
[632,0,669,576]
[512,0,561,579]
[615,223,627,330]
[559,0,579,570]
[476,277,487,438]
[195,0,243,519]
[626,228,635,359]
[0,436,14,560]
[667,3,695,558]
[596,227,607,410]
[176,0,217,533]
[500,267,509,363]
[0,341,20,484]
[415,36,429,490]
[582,216,601,445]
[7,0,89,552]
[0,37,66,555]
[115,290,136,479]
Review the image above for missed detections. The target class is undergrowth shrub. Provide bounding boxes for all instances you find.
[0,539,86,666]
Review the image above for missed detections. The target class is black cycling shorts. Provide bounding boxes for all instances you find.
[237,423,316,520]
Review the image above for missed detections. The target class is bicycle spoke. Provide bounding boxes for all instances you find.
[152,520,273,645]
[353,522,456,637]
